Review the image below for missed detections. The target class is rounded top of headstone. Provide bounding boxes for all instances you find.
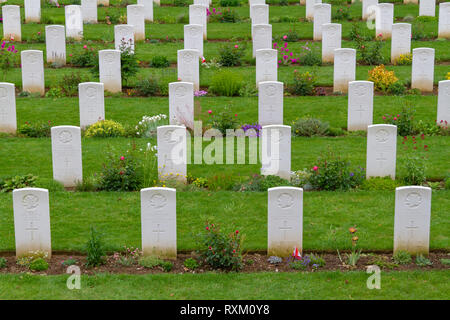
[334,48,356,54]
[322,23,341,29]
[45,25,65,30]
[21,50,43,56]
[252,4,268,8]
[378,2,393,8]
[169,82,194,89]
[3,5,20,9]
[368,124,397,130]
[51,125,81,132]
[441,2,450,8]
[0,82,15,89]
[268,186,303,192]
[413,47,435,54]
[349,80,374,86]
[396,186,431,193]
[256,49,277,56]
[393,23,411,28]
[65,4,82,9]
[314,3,331,9]
[439,80,450,85]
[79,82,104,88]
[127,4,145,9]
[141,187,177,194]
[178,49,199,55]
[115,24,134,30]
[252,24,272,30]
[262,124,291,130]
[12,187,49,194]
[259,80,283,86]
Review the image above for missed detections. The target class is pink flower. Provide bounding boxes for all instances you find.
[313,166,318,171]
[208,110,212,114]
[83,45,87,49]
[120,156,125,161]
[393,117,397,121]
[283,35,287,40]
[234,45,238,48]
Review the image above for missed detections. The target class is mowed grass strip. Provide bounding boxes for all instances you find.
[0,190,448,251]
[0,271,449,299]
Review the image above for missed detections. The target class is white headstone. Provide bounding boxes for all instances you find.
[333,48,356,93]
[268,187,303,256]
[99,49,122,93]
[169,82,194,129]
[138,0,153,22]
[391,23,411,64]
[189,4,207,40]
[394,186,431,255]
[252,24,272,58]
[322,23,341,63]
[362,0,378,21]
[24,0,41,23]
[313,3,331,41]
[81,0,98,24]
[0,83,16,134]
[21,50,45,96]
[45,25,66,65]
[437,80,450,126]
[438,3,450,39]
[419,0,435,17]
[261,125,291,180]
[411,48,435,93]
[79,82,105,128]
[177,49,199,91]
[347,81,374,131]
[194,0,209,8]
[256,49,277,85]
[114,25,135,53]
[250,0,265,19]
[127,5,145,41]
[51,126,83,187]
[2,5,21,41]
[184,24,204,57]
[366,124,397,179]
[13,188,51,258]
[376,3,394,39]
[157,125,187,182]
[65,5,83,40]
[306,0,322,21]
[259,81,283,126]
[141,187,177,258]
[251,4,269,25]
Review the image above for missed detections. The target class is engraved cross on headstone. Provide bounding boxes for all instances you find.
[279,220,292,241]
[376,152,387,167]
[354,104,366,119]
[0,106,7,120]
[153,223,165,242]
[406,219,419,250]
[26,221,39,241]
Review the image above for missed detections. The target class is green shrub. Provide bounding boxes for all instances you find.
[239,83,258,97]
[289,70,316,95]
[300,45,322,66]
[236,174,290,192]
[139,256,173,271]
[388,82,406,95]
[361,177,402,191]
[150,55,170,68]
[71,45,97,67]
[382,104,417,136]
[98,150,142,191]
[415,254,432,267]
[291,117,329,137]
[85,120,126,138]
[218,43,245,67]
[135,78,160,96]
[84,227,106,267]
[173,0,189,6]
[29,258,49,271]
[58,72,87,97]
[45,87,64,98]
[445,178,450,190]
[206,107,238,134]
[197,222,243,271]
[18,121,52,137]
[332,6,350,21]
[0,257,6,269]
[210,70,243,96]
[393,251,412,265]
[356,36,386,65]
[282,29,299,42]
[412,22,428,40]
[219,0,240,6]
[0,174,38,193]
[184,258,200,270]
[440,259,450,265]
[327,127,346,136]
[260,175,290,190]
[308,151,365,191]
[61,258,78,267]
[401,157,426,186]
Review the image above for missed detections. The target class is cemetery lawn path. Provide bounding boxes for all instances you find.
[0,270,449,299]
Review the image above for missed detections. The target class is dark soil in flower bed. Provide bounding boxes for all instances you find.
[1,252,449,275]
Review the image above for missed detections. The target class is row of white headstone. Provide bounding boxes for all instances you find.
[11,184,432,259]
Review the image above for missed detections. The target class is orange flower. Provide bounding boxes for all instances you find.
[352,236,359,242]
[349,227,357,234]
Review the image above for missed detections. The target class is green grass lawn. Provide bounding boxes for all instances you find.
[0,190,449,251]
[1,271,449,299]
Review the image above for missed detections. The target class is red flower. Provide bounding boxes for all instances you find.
[119,171,124,175]
[235,230,239,234]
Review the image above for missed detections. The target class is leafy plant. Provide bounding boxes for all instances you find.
[135,114,168,137]
[219,0,240,7]
[355,35,386,65]
[29,258,49,271]
[135,77,160,96]
[299,43,321,66]
[361,177,402,191]
[71,45,97,67]
[332,6,350,21]
[0,174,38,193]
[197,222,243,271]
[85,120,126,138]
[236,174,290,192]
[58,72,88,97]
[112,246,142,266]
[388,82,406,96]
[415,254,432,267]
[368,65,398,92]
[210,70,243,96]
[382,104,417,136]
[218,43,245,67]
[61,258,78,267]
[289,70,316,96]
[440,259,450,265]
[291,117,329,137]
[0,41,18,80]
[150,55,170,68]
[16,250,49,270]
[0,257,7,269]
[139,256,173,272]
[393,250,412,265]
[183,258,199,270]
[394,53,412,66]
[267,256,282,264]
[206,108,238,134]
[400,135,429,186]
[84,227,106,267]
[18,121,52,137]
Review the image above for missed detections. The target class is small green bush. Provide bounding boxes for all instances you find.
[415,254,432,267]
[0,257,6,268]
[236,174,290,192]
[289,70,316,96]
[150,55,170,68]
[0,174,38,193]
[206,107,238,134]
[18,121,52,137]
[440,259,450,265]
[84,227,106,267]
[210,70,243,96]
[85,120,126,138]
[139,256,173,272]
[58,71,87,96]
[218,44,245,67]
[173,0,189,6]
[29,258,49,271]
[135,78,160,96]
[219,0,240,6]
[71,45,97,67]
[98,150,142,191]
[184,258,199,270]
[393,250,412,265]
[292,117,329,137]
[388,82,406,96]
